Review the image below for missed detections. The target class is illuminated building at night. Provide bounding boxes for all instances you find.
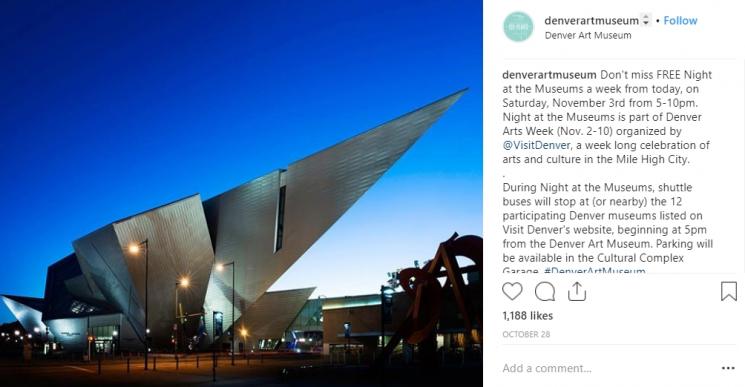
[1,90,465,354]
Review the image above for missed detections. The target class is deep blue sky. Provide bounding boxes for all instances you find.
[0,0,482,323]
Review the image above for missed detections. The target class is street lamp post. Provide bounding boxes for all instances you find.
[380,284,394,384]
[33,327,40,352]
[241,328,248,360]
[175,277,190,356]
[112,329,118,356]
[127,239,149,370]
[217,261,236,366]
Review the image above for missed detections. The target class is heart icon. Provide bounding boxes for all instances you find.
[502,282,523,301]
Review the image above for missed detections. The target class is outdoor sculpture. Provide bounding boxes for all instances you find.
[379,232,482,366]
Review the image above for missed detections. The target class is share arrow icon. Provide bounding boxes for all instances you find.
[568,282,587,301]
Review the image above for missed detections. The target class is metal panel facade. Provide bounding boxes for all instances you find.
[46,313,135,352]
[42,254,112,321]
[282,90,466,272]
[3,91,466,352]
[1,295,46,334]
[202,171,280,343]
[202,91,465,338]
[237,287,316,344]
[73,194,215,348]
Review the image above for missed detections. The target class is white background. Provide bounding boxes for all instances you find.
[485,1,744,386]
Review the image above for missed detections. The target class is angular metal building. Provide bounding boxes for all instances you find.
[2,90,465,354]
[1,295,45,336]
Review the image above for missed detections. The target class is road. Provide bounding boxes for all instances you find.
[0,355,306,386]
[0,354,482,386]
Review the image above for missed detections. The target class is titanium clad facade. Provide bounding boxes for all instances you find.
[43,254,112,322]
[282,90,466,269]
[202,171,281,343]
[203,90,466,338]
[73,194,215,348]
[236,287,316,345]
[1,295,45,334]
[45,313,135,352]
[71,224,137,339]
[2,90,466,353]
[43,316,87,351]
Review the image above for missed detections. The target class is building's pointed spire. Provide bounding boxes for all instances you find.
[202,90,467,342]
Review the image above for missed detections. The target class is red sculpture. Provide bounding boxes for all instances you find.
[379,232,482,366]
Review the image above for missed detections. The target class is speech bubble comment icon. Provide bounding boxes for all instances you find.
[535,281,556,301]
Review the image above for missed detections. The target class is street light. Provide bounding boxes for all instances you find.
[127,239,150,370]
[175,277,190,355]
[240,328,248,354]
[88,335,94,360]
[380,284,394,382]
[217,261,236,366]
[112,329,119,356]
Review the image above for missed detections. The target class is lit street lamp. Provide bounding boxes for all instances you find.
[112,329,118,356]
[88,335,94,361]
[175,277,190,355]
[217,261,236,366]
[32,327,40,349]
[241,328,248,356]
[127,239,150,370]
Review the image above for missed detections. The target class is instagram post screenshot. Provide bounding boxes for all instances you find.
[0,1,742,386]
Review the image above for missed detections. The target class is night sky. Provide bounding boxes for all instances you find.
[0,0,482,323]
